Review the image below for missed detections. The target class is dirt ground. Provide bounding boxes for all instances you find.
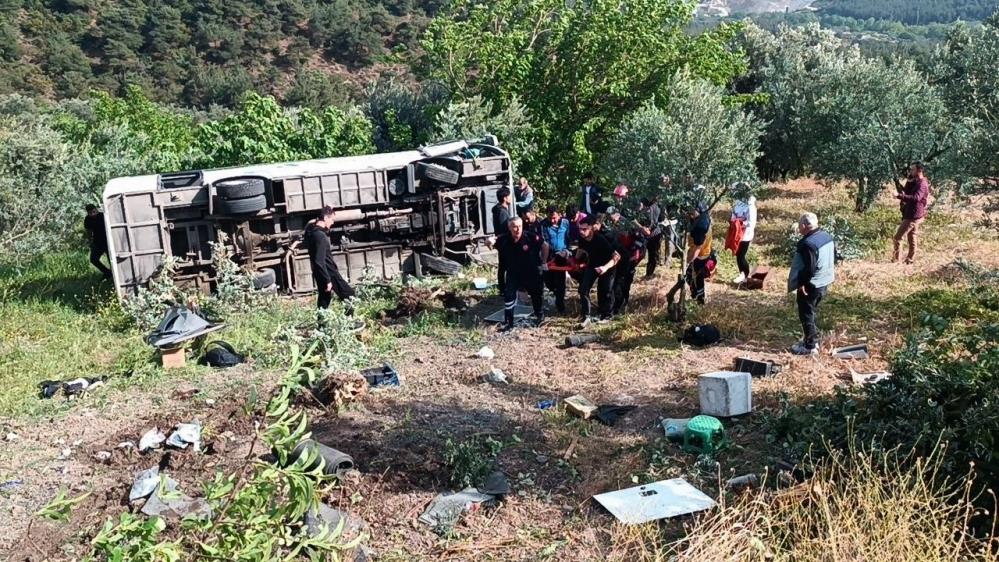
[3,180,998,561]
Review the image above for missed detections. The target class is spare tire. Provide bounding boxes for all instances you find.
[416,162,459,185]
[217,194,267,215]
[420,253,462,276]
[217,178,266,200]
[252,268,277,290]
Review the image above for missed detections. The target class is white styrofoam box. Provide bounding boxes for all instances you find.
[698,371,752,417]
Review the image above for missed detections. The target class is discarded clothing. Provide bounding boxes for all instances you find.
[166,423,202,450]
[595,405,637,426]
[139,428,167,453]
[199,341,243,368]
[129,466,179,503]
[478,471,510,497]
[680,324,721,347]
[38,376,106,399]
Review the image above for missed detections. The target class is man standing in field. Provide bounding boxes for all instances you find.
[893,161,930,264]
[788,212,835,356]
[496,217,548,331]
[83,204,113,280]
[304,205,356,311]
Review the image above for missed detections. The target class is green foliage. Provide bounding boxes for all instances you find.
[194,93,375,168]
[35,488,91,523]
[442,435,503,489]
[601,75,763,210]
[365,76,448,152]
[200,237,262,320]
[422,0,746,191]
[770,210,896,265]
[814,0,998,25]
[769,272,999,505]
[432,95,537,173]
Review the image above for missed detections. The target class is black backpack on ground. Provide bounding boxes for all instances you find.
[680,324,721,347]
[199,341,244,368]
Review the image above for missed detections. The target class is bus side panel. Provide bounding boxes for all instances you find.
[105,191,168,296]
[283,170,388,213]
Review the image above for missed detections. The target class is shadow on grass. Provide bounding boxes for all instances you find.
[1,252,114,313]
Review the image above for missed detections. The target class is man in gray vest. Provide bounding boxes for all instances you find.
[787,212,835,355]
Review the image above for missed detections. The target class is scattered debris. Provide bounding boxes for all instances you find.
[680,324,721,347]
[535,454,549,464]
[129,466,176,503]
[850,369,892,385]
[146,306,223,348]
[483,305,535,324]
[205,398,216,406]
[733,357,782,378]
[38,376,107,399]
[742,266,770,290]
[564,395,599,419]
[171,386,200,400]
[595,405,637,426]
[94,451,112,464]
[682,415,726,455]
[661,418,691,441]
[288,439,355,478]
[303,503,372,561]
[484,367,509,384]
[311,371,368,408]
[536,399,556,410]
[5,432,18,442]
[475,346,496,359]
[199,340,244,368]
[117,441,136,450]
[0,479,23,492]
[419,488,496,531]
[831,343,870,360]
[564,333,600,348]
[472,277,490,290]
[166,423,202,451]
[478,471,511,496]
[726,473,760,490]
[141,489,213,521]
[698,371,752,417]
[139,428,167,453]
[593,478,716,524]
[59,448,72,460]
[440,291,468,312]
[360,364,400,388]
[562,437,580,460]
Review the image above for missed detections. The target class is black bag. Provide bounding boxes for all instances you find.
[200,341,244,368]
[681,324,721,347]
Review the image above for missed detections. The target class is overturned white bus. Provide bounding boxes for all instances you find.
[102,136,513,298]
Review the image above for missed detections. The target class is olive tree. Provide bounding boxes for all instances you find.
[601,76,763,212]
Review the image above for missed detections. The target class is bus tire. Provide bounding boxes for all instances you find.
[217,178,266,200]
[217,194,267,215]
[416,162,459,185]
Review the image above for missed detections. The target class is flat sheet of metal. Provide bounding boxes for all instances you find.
[482,305,535,323]
[593,478,715,524]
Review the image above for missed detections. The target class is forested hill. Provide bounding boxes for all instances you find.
[0,0,442,108]
[815,0,998,25]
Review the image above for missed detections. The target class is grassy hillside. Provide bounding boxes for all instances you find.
[0,0,442,107]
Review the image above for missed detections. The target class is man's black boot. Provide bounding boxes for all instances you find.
[499,309,515,332]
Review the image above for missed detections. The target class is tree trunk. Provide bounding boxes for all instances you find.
[854,177,867,213]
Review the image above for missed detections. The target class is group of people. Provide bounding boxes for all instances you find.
[82,162,929,356]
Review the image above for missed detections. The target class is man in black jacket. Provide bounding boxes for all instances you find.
[496,217,549,331]
[83,204,113,280]
[304,206,355,310]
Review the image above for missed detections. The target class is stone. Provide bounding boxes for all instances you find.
[698,371,752,417]
[564,395,599,419]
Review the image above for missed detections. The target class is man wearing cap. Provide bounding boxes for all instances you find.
[788,212,835,355]
[575,215,620,325]
[83,204,113,280]
[685,202,713,304]
[541,206,571,314]
[496,217,549,331]
[304,205,356,311]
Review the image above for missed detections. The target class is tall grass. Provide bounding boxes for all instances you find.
[611,446,998,562]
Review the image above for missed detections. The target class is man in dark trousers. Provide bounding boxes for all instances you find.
[684,202,713,304]
[787,212,836,355]
[541,205,570,314]
[304,205,356,311]
[575,215,620,326]
[893,161,930,264]
[579,173,604,215]
[639,197,664,279]
[83,204,113,280]
[491,187,512,233]
[496,217,549,331]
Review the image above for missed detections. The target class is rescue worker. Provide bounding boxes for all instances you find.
[83,204,113,280]
[685,201,713,304]
[788,212,835,355]
[304,205,356,311]
[496,217,549,331]
[541,205,571,314]
[575,215,620,326]
[491,187,512,232]
[604,185,645,315]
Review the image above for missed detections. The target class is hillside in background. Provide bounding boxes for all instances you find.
[815,0,998,24]
[0,0,442,108]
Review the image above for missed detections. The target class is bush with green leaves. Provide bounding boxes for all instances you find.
[442,435,504,489]
[432,94,537,174]
[769,213,889,265]
[769,274,999,506]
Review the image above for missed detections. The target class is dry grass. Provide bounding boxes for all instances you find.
[612,446,999,562]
